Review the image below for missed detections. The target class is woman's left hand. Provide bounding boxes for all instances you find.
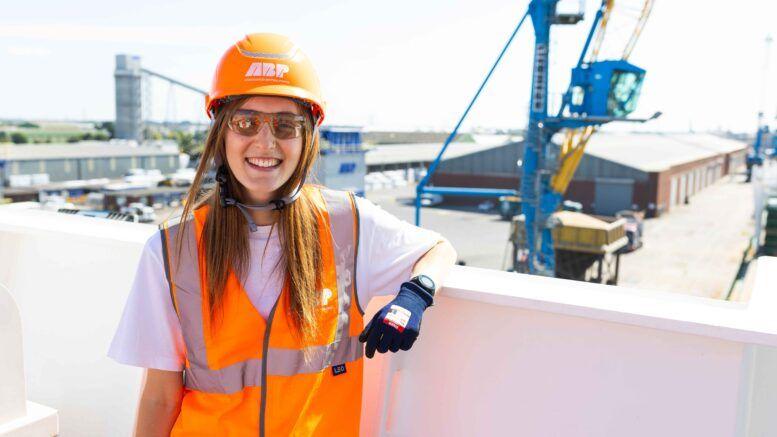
[358,281,433,358]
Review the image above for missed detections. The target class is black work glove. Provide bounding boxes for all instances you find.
[358,281,433,358]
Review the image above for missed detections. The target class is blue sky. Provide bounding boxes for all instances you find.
[1,0,775,133]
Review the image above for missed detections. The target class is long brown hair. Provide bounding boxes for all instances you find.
[174,95,323,348]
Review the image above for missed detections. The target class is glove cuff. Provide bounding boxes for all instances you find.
[399,281,434,309]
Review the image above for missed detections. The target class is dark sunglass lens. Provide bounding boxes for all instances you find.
[231,115,258,135]
[274,122,298,139]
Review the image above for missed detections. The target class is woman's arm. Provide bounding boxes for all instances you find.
[410,238,458,291]
[134,368,184,437]
[359,238,458,357]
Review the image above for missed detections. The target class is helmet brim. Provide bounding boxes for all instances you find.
[207,84,325,124]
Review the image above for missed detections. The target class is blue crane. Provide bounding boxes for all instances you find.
[415,0,658,276]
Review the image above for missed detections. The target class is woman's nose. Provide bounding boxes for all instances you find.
[249,123,277,149]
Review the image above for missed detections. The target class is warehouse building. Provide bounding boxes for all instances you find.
[365,142,500,173]
[430,133,747,217]
[0,141,182,186]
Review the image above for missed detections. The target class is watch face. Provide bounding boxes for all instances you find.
[417,275,435,292]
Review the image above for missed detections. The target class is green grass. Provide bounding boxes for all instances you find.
[0,127,108,144]
[19,129,87,141]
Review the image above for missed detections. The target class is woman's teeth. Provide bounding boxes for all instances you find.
[246,157,281,168]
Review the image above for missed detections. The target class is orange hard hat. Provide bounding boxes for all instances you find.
[205,33,325,124]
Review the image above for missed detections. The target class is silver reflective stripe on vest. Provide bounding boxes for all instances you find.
[319,189,359,367]
[161,190,362,395]
[162,218,211,374]
[184,337,363,394]
[186,358,263,394]
[266,336,363,377]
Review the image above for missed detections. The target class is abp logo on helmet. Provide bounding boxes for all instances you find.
[245,62,290,81]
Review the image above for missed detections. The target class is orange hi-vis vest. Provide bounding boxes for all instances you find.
[159,187,365,436]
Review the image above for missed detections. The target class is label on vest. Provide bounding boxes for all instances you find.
[332,363,347,376]
[321,288,333,306]
[382,305,411,333]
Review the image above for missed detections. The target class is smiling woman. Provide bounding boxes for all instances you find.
[108,33,457,437]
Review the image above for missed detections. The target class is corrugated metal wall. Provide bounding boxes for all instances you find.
[574,154,648,182]
[437,141,649,182]
[437,143,521,175]
[6,154,179,182]
[12,158,67,180]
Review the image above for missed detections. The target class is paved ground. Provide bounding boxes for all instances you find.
[365,187,512,270]
[368,175,755,300]
[617,174,754,299]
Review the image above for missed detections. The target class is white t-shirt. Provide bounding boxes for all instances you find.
[108,196,442,372]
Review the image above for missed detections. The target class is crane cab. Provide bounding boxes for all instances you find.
[552,0,585,24]
[568,60,646,118]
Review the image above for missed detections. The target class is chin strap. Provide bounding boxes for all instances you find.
[216,165,305,232]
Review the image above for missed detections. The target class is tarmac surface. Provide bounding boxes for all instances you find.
[368,175,755,300]
[365,186,513,270]
[616,174,754,299]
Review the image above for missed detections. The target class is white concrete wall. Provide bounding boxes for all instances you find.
[371,295,747,436]
[2,205,777,436]
[362,260,777,436]
[0,206,154,436]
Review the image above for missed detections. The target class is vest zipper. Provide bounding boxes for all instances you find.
[259,298,280,437]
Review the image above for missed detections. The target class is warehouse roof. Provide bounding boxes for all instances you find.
[365,135,518,166]
[0,141,179,161]
[582,133,747,172]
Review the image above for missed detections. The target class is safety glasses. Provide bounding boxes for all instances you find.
[228,109,306,140]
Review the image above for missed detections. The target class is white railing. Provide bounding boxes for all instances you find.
[1,203,777,436]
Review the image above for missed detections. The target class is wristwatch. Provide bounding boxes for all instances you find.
[409,274,436,306]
